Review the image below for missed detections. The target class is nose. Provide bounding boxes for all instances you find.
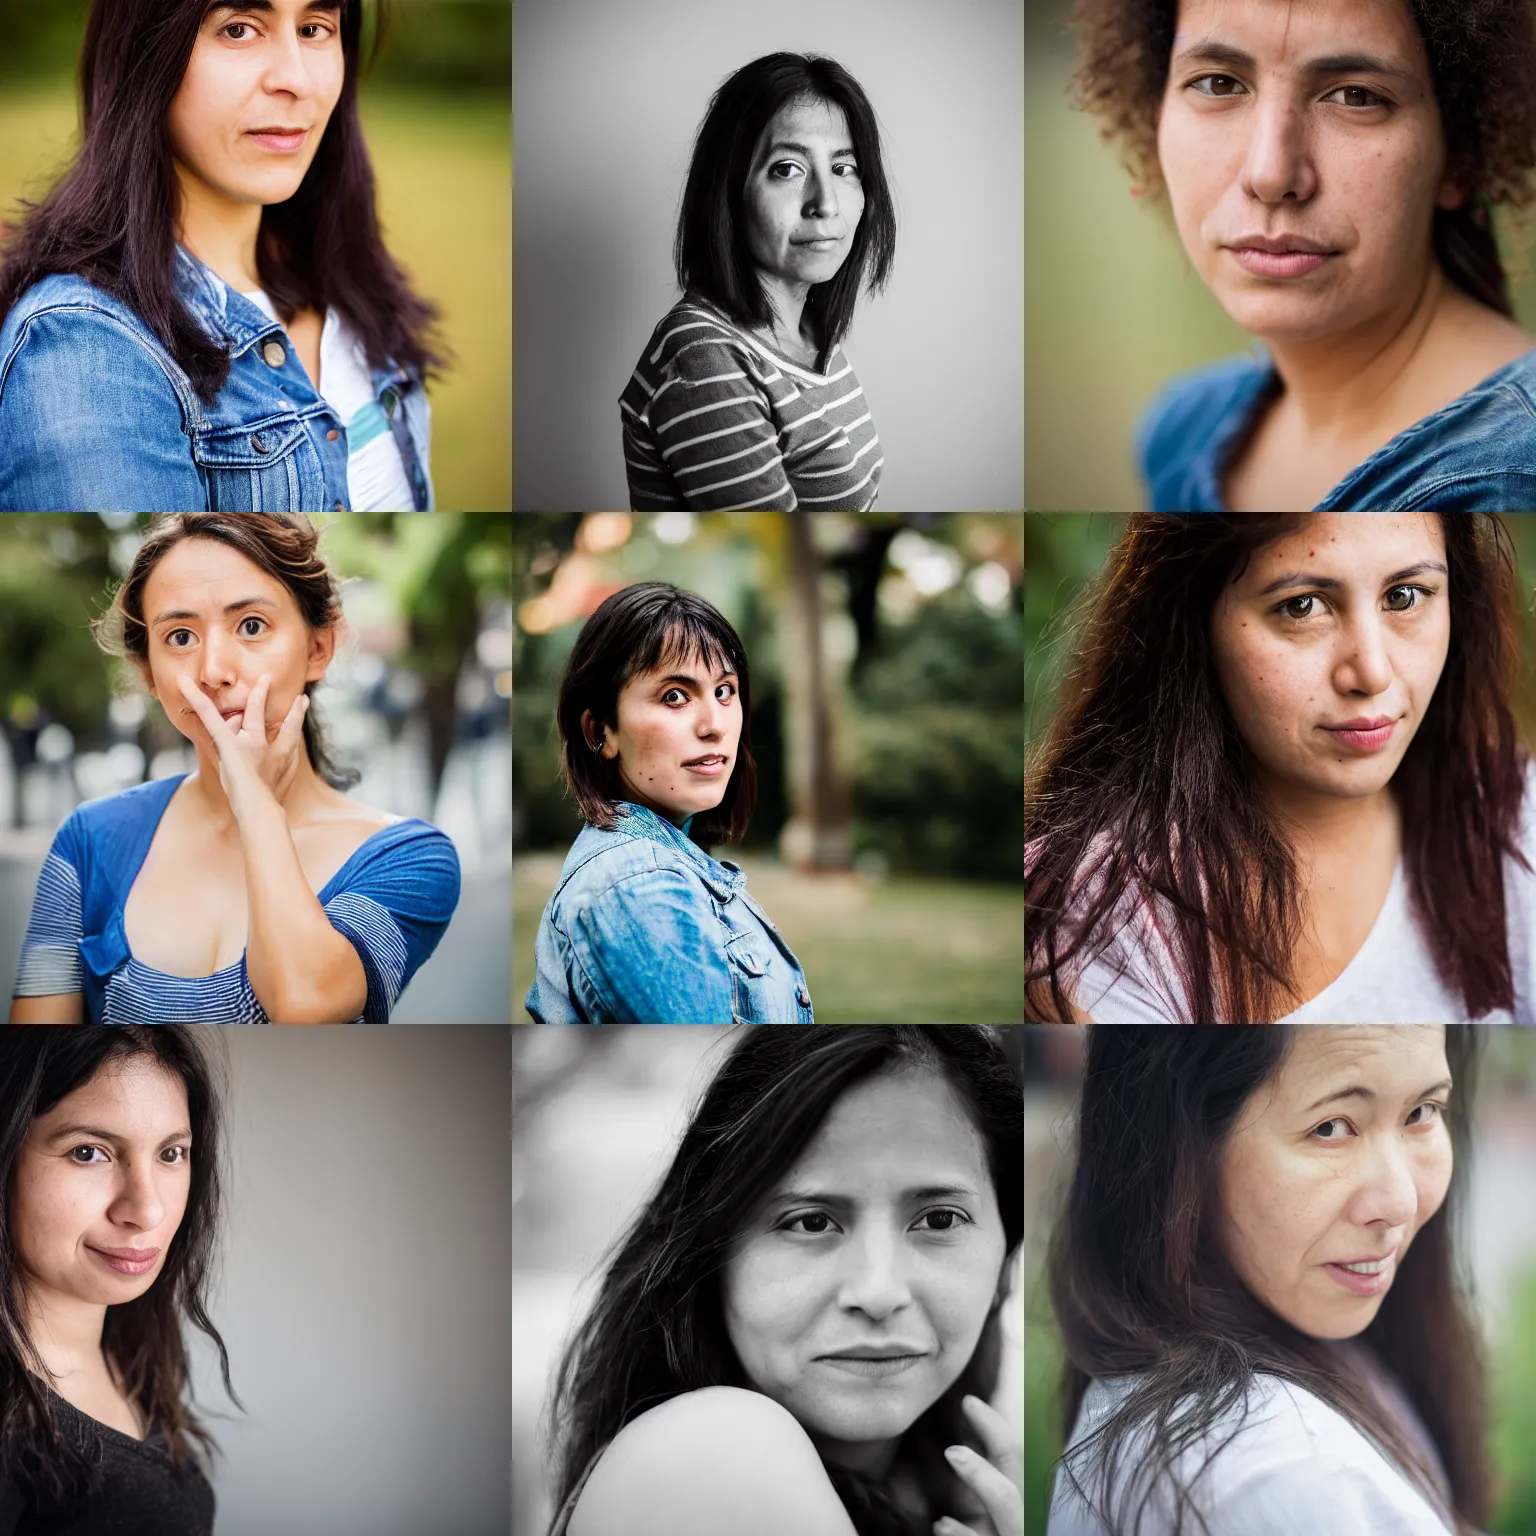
[107,1158,168,1234]
[261,28,321,101]
[1240,92,1318,205]
[835,1224,913,1320]
[802,165,840,223]
[1332,610,1395,700]
[1346,1133,1421,1235]
[198,631,238,691]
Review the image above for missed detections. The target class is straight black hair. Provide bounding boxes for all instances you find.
[557,582,758,845]
[0,1028,237,1511]
[543,1025,1023,1536]
[0,0,444,406]
[674,52,897,355]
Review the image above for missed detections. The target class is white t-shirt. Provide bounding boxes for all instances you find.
[1049,1371,1455,1536]
[1068,761,1536,1024]
[241,288,416,512]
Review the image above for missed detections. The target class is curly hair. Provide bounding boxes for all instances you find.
[1068,0,1536,315]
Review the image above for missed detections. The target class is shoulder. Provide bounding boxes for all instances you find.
[569,1388,857,1536]
[555,826,697,911]
[1,273,168,364]
[1136,354,1270,508]
[640,298,762,378]
[58,776,184,851]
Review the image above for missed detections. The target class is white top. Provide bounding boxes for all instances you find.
[1069,761,1536,1024]
[1048,1371,1454,1536]
[241,288,416,512]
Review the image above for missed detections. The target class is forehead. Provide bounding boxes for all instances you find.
[621,636,735,689]
[1265,1026,1449,1109]
[30,1056,190,1139]
[1172,0,1427,70]
[142,537,291,611]
[1237,513,1445,588]
[757,96,853,153]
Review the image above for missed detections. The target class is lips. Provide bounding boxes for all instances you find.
[1323,716,1394,731]
[88,1245,161,1276]
[820,1345,927,1360]
[683,754,727,766]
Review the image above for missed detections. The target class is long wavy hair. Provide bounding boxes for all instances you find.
[675,52,897,354]
[1048,1024,1491,1536]
[0,0,444,405]
[542,1025,1023,1536]
[1025,512,1529,1023]
[1067,0,1536,316]
[0,1027,237,1511]
[91,512,359,791]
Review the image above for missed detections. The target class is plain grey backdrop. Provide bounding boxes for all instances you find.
[185,1026,510,1536]
[513,0,1024,512]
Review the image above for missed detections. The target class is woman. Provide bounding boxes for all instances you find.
[9,513,460,1025]
[0,0,441,513]
[525,582,812,1025]
[1071,0,1536,511]
[1047,1023,1488,1535]
[1025,512,1536,1023]
[0,1026,235,1534]
[544,1024,1023,1536]
[620,53,895,512]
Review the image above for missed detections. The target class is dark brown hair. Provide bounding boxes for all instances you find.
[0,1027,236,1511]
[93,513,358,791]
[1048,1025,1490,1536]
[556,582,758,844]
[0,0,444,405]
[1067,0,1536,315]
[1025,513,1529,1023]
[675,52,897,353]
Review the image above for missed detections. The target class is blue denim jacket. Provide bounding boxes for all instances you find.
[1139,347,1536,511]
[524,801,815,1024]
[0,247,432,512]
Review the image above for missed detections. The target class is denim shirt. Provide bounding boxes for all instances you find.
[524,802,815,1024]
[0,247,432,512]
[1139,346,1536,511]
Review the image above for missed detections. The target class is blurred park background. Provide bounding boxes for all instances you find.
[1026,513,1536,759]
[1025,0,1536,512]
[0,512,513,1025]
[0,0,510,512]
[511,1024,1025,1536]
[1023,1025,1536,1535]
[514,512,1025,1025]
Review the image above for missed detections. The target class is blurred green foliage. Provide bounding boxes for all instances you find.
[0,0,510,92]
[1025,1,1536,513]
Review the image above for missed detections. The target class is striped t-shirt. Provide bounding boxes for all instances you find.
[620,294,882,511]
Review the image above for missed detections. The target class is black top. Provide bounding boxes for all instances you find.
[3,1392,214,1536]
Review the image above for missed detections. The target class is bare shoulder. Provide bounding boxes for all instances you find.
[567,1387,858,1536]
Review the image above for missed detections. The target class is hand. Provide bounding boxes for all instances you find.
[177,673,309,814]
[936,1394,1022,1536]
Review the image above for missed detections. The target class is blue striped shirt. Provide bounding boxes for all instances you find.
[620,294,882,511]
[11,775,461,1024]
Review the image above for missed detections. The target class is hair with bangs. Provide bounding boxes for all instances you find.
[556,582,758,844]
[674,52,897,353]
[0,0,444,405]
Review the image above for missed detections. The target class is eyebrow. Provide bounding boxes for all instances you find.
[656,670,737,689]
[1172,40,1414,83]
[770,1183,981,1206]
[763,141,857,160]
[44,1124,192,1148]
[206,1,343,16]
[1303,1079,1452,1115]
[1256,560,1448,597]
[150,595,280,628]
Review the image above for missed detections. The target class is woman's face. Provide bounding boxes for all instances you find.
[744,96,866,298]
[1219,1026,1452,1339]
[1208,513,1449,815]
[12,1056,193,1313]
[721,1069,1008,1474]
[589,648,742,826]
[1156,0,1462,344]
[168,1,345,215]
[137,536,335,757]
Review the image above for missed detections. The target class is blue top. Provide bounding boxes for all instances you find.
[1139,346,1536,511]
[11,775,461,1024]
[524,801,814,1024]
[0,246,432,512]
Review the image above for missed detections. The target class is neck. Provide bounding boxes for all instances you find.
[1257,768,1401,878]
[757,271,814,354]
[175,162,265,294]
[813,1432,900,1481]
[24,1282,108,1382]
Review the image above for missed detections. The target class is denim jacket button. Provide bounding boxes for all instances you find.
[262,342,286,368]
[250,433,268,454]
[380,388,398,416]
[333,500,345,511]
[326,429,340,442]
[797,984,811,1007]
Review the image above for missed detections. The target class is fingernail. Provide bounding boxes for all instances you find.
[944,1445,969,1465]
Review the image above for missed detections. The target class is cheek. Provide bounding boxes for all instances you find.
[1216,632,1311,742]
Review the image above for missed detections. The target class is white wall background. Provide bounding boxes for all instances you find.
[187,1026,510,1536]
[513,0,1024,512]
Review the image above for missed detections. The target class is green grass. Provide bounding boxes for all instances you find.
[515,852,1024,1024]
[0,80,509,512]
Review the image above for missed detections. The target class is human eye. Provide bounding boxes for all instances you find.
[1384,584,1432,613]
[715,682,736,703]
[660,687,688,707]
[777,1210,841,1235]
[1275,593,1324,622]
[1188,73,1248,99]
[300,18,337,41]
[1407,1101,1446,1129]
[1323,84,1391,110]
[165,628,196,649]
[68,1144,110,1165]
[912,1207,972,1234]
[160,1145,191,1165]
[1309,1116,1355,1143]
[238,614,268,639]
[217,17,259,42]
[834,161,861,177]
[769,161,805,181]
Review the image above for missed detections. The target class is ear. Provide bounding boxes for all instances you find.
[1436,175,1468,212]
[306,623,338,682]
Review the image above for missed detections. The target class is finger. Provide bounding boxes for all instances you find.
[177,676,230,739]
[961,1395,1022,1483]
[277,691,310,747]
[933,1520,984,1536]
[244,673,272,734]
[944,1446,1022,1536]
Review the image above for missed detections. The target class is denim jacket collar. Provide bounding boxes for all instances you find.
[606,801,747,902]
